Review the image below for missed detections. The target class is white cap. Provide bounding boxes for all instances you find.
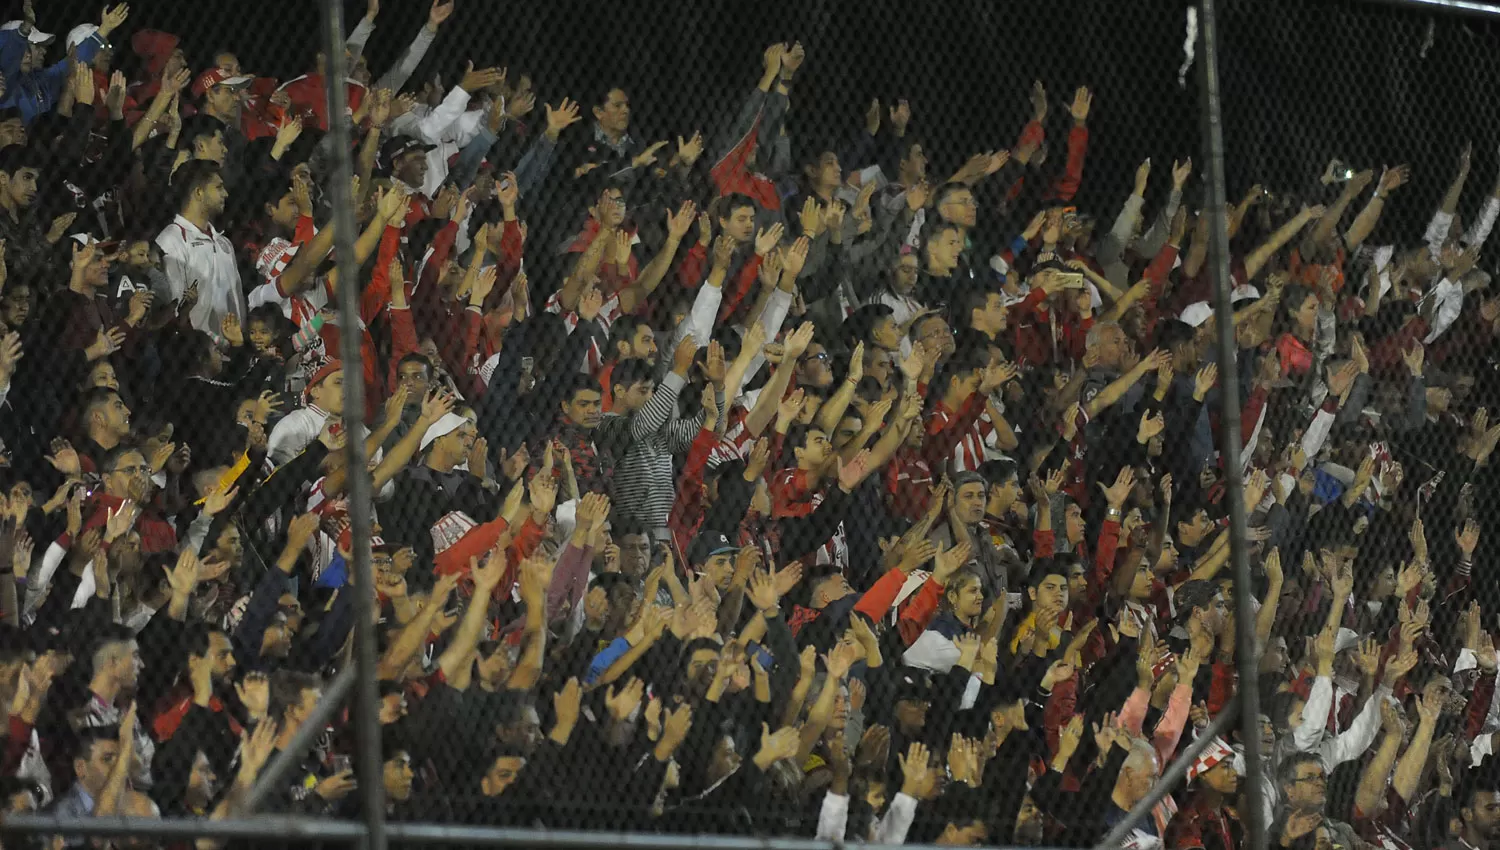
[0,20,54,44]
[1179,301,1213,328]
[419,412,468,450]
[1230,284,1261,304]
[65,24,98,50]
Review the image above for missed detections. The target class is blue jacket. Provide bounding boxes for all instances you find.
[0,27,106,124]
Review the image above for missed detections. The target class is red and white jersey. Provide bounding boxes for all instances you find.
[544,290,619,373]
[710,403,755,468]
[248,237,330,328]
[544,290,622,335]
[769,468,848,569]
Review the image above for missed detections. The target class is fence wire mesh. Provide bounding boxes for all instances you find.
[0,0,1496,848]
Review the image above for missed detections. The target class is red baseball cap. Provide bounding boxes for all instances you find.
[191,68,252,100]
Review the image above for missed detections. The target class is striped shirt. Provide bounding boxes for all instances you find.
[595,372,711,536]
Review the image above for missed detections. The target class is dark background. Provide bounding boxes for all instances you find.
[23,0,1500,254]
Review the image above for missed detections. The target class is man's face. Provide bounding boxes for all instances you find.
[940,188,977,228]
[988,477,1021,515]
[629,326,658,363]
[618,533,651,577]
[188,752,217,803]
[214,525,243,564]
[977,293,1008,334]
[105,451,150,501]
[75,739,121,794]
[434,422,478,463]
[892,254,920,294]
[1129,562,1155,600]
[1202,760,1239,795]
[482,755,525,797]
[1064,503,1086,544]
[395,151,428,190]
[563,389,603,428]
[894,697,928,732]
[721,206,756,243]
[1091,327,1127,371]
[0,119,26,148]
[595,189,626,228]
[701,553,734,590]
[795,429,833,469]
[915,315,956,359]
[266,190,299,231]
[954,482,986,525]
[811,152,841,189]
[1179,510,1212,545]
[798,344,833,388]
[1467,791,1500,839]
[615,380,655,413]
[1285,761,1327,811]
[927,229,964,271]
[832,416,862,450]
[1195,594,1229,635]
[89,361,119,391]
[2,167,38,209]
[205,85,241,118]
[19,45,42,74]
[397,361,432,401]
[686,648,719,692]
[206,632,236,679]
[1029,574,1068,613]
[197,173,229,219]
[383,752,414,801]
[308,370,345,415]
[118,642,143,688]
[901,144,927,182]
[593,89,630,135]
[1066,563,1088,599]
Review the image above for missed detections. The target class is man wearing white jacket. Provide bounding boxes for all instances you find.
[1267,602,1398,827]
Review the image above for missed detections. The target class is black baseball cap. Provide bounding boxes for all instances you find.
[687,530,737,567]
[893,667,933,703]
[379,135,435,174]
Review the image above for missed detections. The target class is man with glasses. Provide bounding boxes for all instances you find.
[1277,752,1361,849]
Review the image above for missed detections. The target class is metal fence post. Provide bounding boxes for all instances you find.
[1197,0,1267,848]
[318,0,386,847]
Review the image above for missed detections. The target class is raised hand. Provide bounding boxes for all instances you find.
[605,677,645,721]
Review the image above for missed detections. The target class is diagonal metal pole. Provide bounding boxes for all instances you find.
[244,664,357,812]
[1196,0,1267,848]
[1359,0,1500,18]
[1097,701,1240,848]
[319,0,386,847]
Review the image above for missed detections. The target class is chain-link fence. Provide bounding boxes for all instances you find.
[0,0,1497,848]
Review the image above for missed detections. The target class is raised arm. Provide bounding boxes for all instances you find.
[1245,204,1323,281]
[377,573,460,680]
[1345,166,1408,251]
[619,201,694,315]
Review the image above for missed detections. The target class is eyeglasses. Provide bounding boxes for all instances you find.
[109,464,149,477]
[802,352,830,363]
[1292,773,1326,786]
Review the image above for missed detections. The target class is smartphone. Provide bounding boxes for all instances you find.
[520,357,535,375]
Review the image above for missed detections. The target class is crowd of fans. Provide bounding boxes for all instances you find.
[0,0,1498,848]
